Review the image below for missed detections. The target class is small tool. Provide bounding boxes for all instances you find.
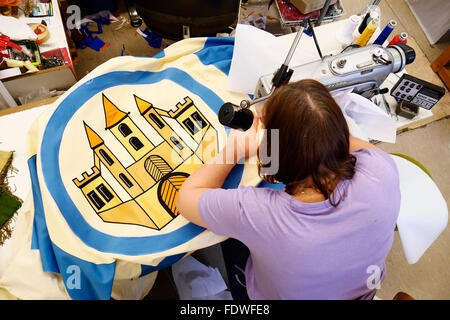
[381,92,396,119]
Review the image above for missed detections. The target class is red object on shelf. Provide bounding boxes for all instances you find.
[41,47,75,74]
[277,0,320,22]
[0,33,22,51]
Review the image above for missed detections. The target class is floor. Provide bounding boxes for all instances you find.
[72,0,450,300]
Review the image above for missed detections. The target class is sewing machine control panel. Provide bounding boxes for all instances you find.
[390,74,445,110]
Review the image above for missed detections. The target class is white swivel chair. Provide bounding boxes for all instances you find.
[389,153,448,265]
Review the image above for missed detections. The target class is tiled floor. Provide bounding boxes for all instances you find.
[74,0,449,300]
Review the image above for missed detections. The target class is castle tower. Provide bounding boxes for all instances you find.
[102,94,154,161]
[134,95,193,161]
[83,122,144,198]
[73,166,122,213]
[169,96,218,162]
[168,96,212,146]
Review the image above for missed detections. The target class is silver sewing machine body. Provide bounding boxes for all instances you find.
[218,19,415,131]
[255,43,414,100]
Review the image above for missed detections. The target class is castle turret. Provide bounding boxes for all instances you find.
[102,94,154,161]
[73,166,122,212]
[134,95,193,161]
[83,122,144,198]
[168,96,211,146]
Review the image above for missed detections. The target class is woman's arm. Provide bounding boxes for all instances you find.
[349,135,379,152]
[177,116,259,227]
[176,149,236,227]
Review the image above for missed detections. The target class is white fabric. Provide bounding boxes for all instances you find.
[0,16,37,41]
[333,90,397,143]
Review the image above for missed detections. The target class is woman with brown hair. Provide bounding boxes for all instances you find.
[177,79,400,300]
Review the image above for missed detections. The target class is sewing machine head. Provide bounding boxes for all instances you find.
[255,42,415,101]
[219,41,415,131]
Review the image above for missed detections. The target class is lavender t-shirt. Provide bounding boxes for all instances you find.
[199,148,400,300]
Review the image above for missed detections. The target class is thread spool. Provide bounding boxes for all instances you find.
[336,15,361,49]
[358,4,380,34]
[355,11,380,46]
[373,20,397,45]
[388,32,408,47]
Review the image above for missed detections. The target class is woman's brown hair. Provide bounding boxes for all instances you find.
[258,79,356,207]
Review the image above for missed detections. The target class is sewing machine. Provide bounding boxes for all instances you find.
[218,19,416,131]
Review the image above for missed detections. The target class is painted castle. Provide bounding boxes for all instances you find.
[73,94,219,230]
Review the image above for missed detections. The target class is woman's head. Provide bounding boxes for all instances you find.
[258,79,356,206]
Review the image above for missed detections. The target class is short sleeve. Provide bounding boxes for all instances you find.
[198,187,243,238]
[352,148,398,181]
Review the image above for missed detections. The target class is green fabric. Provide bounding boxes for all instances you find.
[0,191,21,227]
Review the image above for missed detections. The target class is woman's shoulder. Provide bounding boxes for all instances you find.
[233,185,288,208]
[351,148,399,181]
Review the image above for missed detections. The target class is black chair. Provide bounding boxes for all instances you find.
[126,0,240,40]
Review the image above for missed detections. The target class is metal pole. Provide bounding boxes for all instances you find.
[316,0,332,26]
[283,25,305,66]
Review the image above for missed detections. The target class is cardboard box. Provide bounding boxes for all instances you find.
[290,0,337,14]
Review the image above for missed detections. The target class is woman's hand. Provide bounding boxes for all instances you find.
[224,112,259,162]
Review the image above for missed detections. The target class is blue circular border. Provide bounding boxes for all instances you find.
[40,68,242,255]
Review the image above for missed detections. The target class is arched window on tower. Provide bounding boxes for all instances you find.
[170,136,184,150]
[119,173,134,188]
[129,137,144,151]
[191,111,207,129]
[99,149,114,166]
[149,113,165,129]
[118,123,132,137]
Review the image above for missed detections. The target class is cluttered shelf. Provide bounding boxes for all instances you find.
[0,0,76,108]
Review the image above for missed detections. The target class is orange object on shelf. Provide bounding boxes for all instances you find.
[0,0,23,6]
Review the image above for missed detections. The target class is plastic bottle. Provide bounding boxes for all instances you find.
[336,15,361,49]
[387,32,408,46]
[355,12,380,46]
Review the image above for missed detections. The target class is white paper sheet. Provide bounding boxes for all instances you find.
[227,24,318,95]
[0,16,37,41]
[171,255,232,300]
